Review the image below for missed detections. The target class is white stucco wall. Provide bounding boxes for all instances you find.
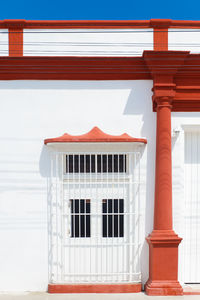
[169,28,200,53]
[0,80,155,291]
[171,113,200,284]
[0,29,9,56]
[23,29,153,56]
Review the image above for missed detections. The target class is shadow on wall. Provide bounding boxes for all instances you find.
[123,83,156,286]
[39,145,52,285]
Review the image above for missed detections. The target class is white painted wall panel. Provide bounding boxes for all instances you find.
[169,29,200,53]
[23,29,153,56]
[0,29,9,56]
[0,80,155,291]
[171,114,200,284]
[184,132,200,283]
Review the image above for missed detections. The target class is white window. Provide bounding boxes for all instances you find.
[48,146,142,284]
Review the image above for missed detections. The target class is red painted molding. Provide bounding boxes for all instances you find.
[2,19,200,29]
[0,56,151,80]
[0,52,200,111]
[8,28,23,57]
[48,283,142,293]
[44,126,147,145]
[153,29,168,51]
[183,286,200,295]
[145,280,183,296]
[150,19,171,29]
[143,50,189,76]
[143,51,189,111]
[0,19,151,29]
[171,20,200,28]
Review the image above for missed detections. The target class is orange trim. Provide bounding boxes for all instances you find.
[183,286,200,295]
[8,28,23,57]
[0,56,151,81]
[48,283,142,293]
[153,29,168,51]
[144,50,185,296]
[145,279,183,296]
[184,291,200,295]
[0,19,196,29]
[0,19,151,29]
[0,52,200,112]
[44,126,147,145]
[2,19,200,29]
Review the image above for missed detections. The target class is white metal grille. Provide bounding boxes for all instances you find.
[184,132,200,283]
[48,150,141,284]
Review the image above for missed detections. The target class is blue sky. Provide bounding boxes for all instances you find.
[1,0,200,20]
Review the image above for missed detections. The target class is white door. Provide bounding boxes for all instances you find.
[184,132,200,283]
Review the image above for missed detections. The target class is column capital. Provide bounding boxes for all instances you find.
[143,51,189,111]
[143,50,189,76]
[155,97,173,110]
[153,82,176,110]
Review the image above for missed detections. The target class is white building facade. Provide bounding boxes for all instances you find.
[0,19,200,295]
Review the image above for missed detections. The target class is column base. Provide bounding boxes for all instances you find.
[145,230,183,296]
[145,280,183,296]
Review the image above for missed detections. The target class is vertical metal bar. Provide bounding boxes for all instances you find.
[61,154,64,282]
[197,133,200,281]
[78,155,81,281]
[84,154,87,282]
[117,155,120,282]
[129,153,132,282]
[134,152,137,280]
[184,133,189,282]
[101,154,103,282]
[90,154,92,282]
[138,152,141,280]
[122,153,125,282]
[55,153,59,282]
[194,133,198,282]
[50,151,53,283]
[73,154,76,282]
[95,153,99,282]
[190,133,192,282]
[112,154,114,282]
[106,154,109,282]
[67,154,71,282]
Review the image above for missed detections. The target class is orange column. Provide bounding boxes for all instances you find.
[143,51,190,296]
[154,97,173,231]
[145,96,183,296]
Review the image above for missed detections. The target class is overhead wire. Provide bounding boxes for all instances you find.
[0,29,200,70]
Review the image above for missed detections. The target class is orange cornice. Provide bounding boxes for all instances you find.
[143,51,192,111]
[1,52,200,112]
[0,19,151,29]
[44,126,147,145]
[1,19,200,29]
[143,50,189,75]
[0,56,151,80]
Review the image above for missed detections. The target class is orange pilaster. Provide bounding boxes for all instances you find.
[9,27,23,56]
[143,51,189,296]
[150,19,170,51]
[145,96,183,295]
